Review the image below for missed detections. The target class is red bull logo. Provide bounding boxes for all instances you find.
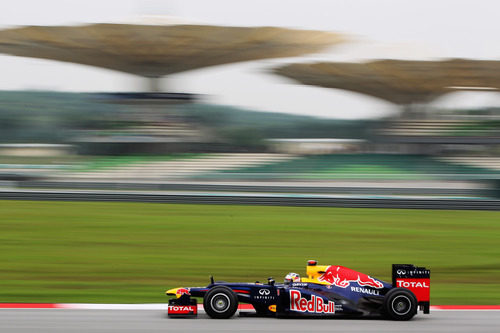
[318,266,383,289]
[176,288,191,296]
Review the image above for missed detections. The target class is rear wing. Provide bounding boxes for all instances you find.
[392,264,430,314]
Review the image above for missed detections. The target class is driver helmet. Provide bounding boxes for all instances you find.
[284,272,301,285]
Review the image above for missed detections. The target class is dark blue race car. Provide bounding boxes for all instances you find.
[166,260,430,321]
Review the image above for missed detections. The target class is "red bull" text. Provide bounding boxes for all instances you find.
[289,290,335,314]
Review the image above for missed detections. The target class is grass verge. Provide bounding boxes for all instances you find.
[0,200,499,304]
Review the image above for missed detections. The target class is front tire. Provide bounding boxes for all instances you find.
[203,286,238,319]
[383,288,417,321]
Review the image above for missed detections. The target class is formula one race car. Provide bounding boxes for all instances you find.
[166,260,430,321]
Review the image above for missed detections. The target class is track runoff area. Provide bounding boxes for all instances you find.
[1,304,500,333]
[1,198,498,331]
[1,303,500,310]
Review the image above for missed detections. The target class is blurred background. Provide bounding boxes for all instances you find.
[0,0,499,305]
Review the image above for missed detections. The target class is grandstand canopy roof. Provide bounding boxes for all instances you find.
[273,59,500,105]
[0,23,342,78]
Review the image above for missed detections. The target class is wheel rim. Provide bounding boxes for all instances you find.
[391,295,411,316]
[211,293,231,313]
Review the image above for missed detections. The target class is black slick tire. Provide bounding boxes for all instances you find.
[383,288,417,321]
[203,286,238,319]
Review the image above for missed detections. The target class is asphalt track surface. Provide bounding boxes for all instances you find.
[1,309,500,332]
[0,188,499,210]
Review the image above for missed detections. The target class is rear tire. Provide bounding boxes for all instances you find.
[203,286,238,319]
[383,288,417,321]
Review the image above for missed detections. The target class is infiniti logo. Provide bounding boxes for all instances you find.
[259,289,270,295]
[397,269,406,275]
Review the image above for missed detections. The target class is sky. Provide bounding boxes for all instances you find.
[1,0,500,119]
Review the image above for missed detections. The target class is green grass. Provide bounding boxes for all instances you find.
[0,200,499,304]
